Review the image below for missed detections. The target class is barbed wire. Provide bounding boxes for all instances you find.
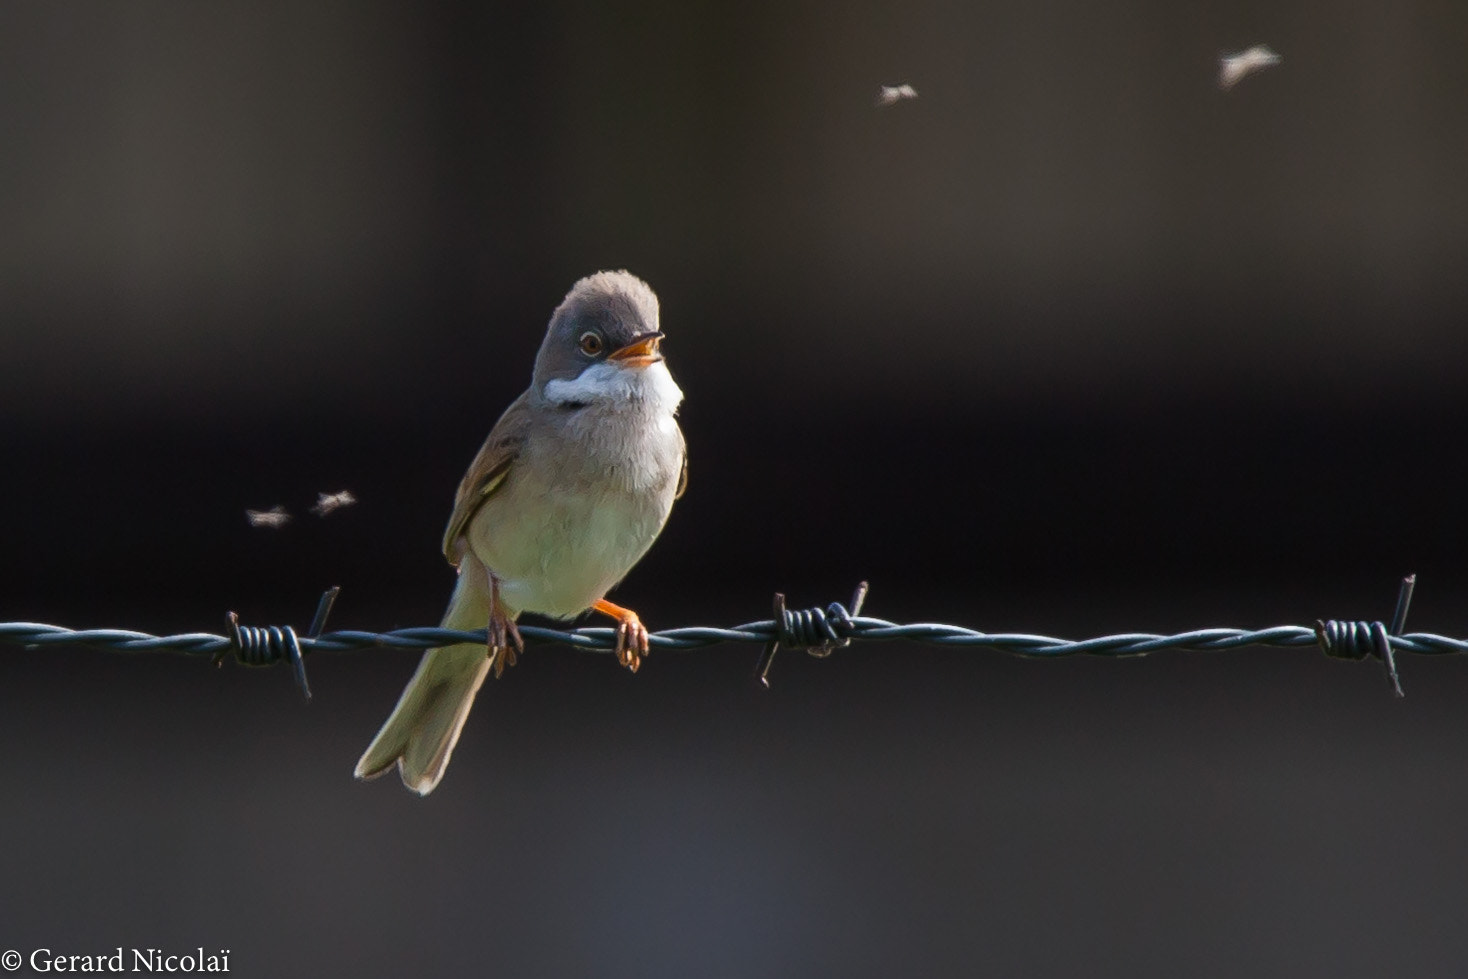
[3,576,1461,702]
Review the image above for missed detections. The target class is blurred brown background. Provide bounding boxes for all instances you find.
[3,1,1468,976]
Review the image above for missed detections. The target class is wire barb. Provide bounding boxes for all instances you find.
[215,588,339,702]
[755,581,869,688]
[1313,574,1415,698]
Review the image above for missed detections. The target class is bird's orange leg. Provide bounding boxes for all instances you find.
[593,598,649,673]
[488,572,523,678]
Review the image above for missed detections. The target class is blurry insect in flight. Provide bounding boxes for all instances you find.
[311,490,358,517]
[1219,45,1281,91]
[876,83,918,107]
[245,505,291,528]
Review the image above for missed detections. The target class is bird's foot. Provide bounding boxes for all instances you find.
[593,598,650,673]
[487,608,523,678]
[488,576,524,679]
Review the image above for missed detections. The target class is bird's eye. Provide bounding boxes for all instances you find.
[579,332,604,356]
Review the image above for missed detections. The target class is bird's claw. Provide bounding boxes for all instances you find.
[614,616,649,673]
[488,607,523,679]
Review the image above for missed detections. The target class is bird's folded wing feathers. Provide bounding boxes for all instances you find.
[440,393,531,564]
[675,439,688,500]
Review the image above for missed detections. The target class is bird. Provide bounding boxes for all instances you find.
[1218,45,1281,91]
[876,83,918,107]
[245,505,290,528]
[355,270,688,795]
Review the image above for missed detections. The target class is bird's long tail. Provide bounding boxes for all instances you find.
[354,556,505,795]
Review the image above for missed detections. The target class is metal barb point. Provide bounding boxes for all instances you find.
[755,593,786,688]
[307,586,341,639]
[284,624,311,703]
[1372,620,1403,700]
[217,611,242,668]
[1382,574,1414,699]
[1390,574,1416,638]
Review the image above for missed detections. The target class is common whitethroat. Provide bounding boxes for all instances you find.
[356,270,687,795]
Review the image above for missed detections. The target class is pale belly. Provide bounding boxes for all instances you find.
[466,462,674,619]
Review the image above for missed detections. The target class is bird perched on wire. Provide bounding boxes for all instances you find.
[355,270,688,795]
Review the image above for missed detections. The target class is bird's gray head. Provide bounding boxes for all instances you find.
[533,270,683,413]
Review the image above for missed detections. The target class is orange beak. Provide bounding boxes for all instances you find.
[607,331,665,368]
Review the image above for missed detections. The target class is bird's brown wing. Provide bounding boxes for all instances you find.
[674,434,688,500]
[440,393,532,565]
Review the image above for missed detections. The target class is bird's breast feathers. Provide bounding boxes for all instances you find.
[467,362,684,618]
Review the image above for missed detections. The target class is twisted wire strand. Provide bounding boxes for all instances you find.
[7,619,1468,657]
[2,576,1459,698]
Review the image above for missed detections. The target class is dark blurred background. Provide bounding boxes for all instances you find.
[3,1,1468,975]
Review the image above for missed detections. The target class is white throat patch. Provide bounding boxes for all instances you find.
[543,360,684,414]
